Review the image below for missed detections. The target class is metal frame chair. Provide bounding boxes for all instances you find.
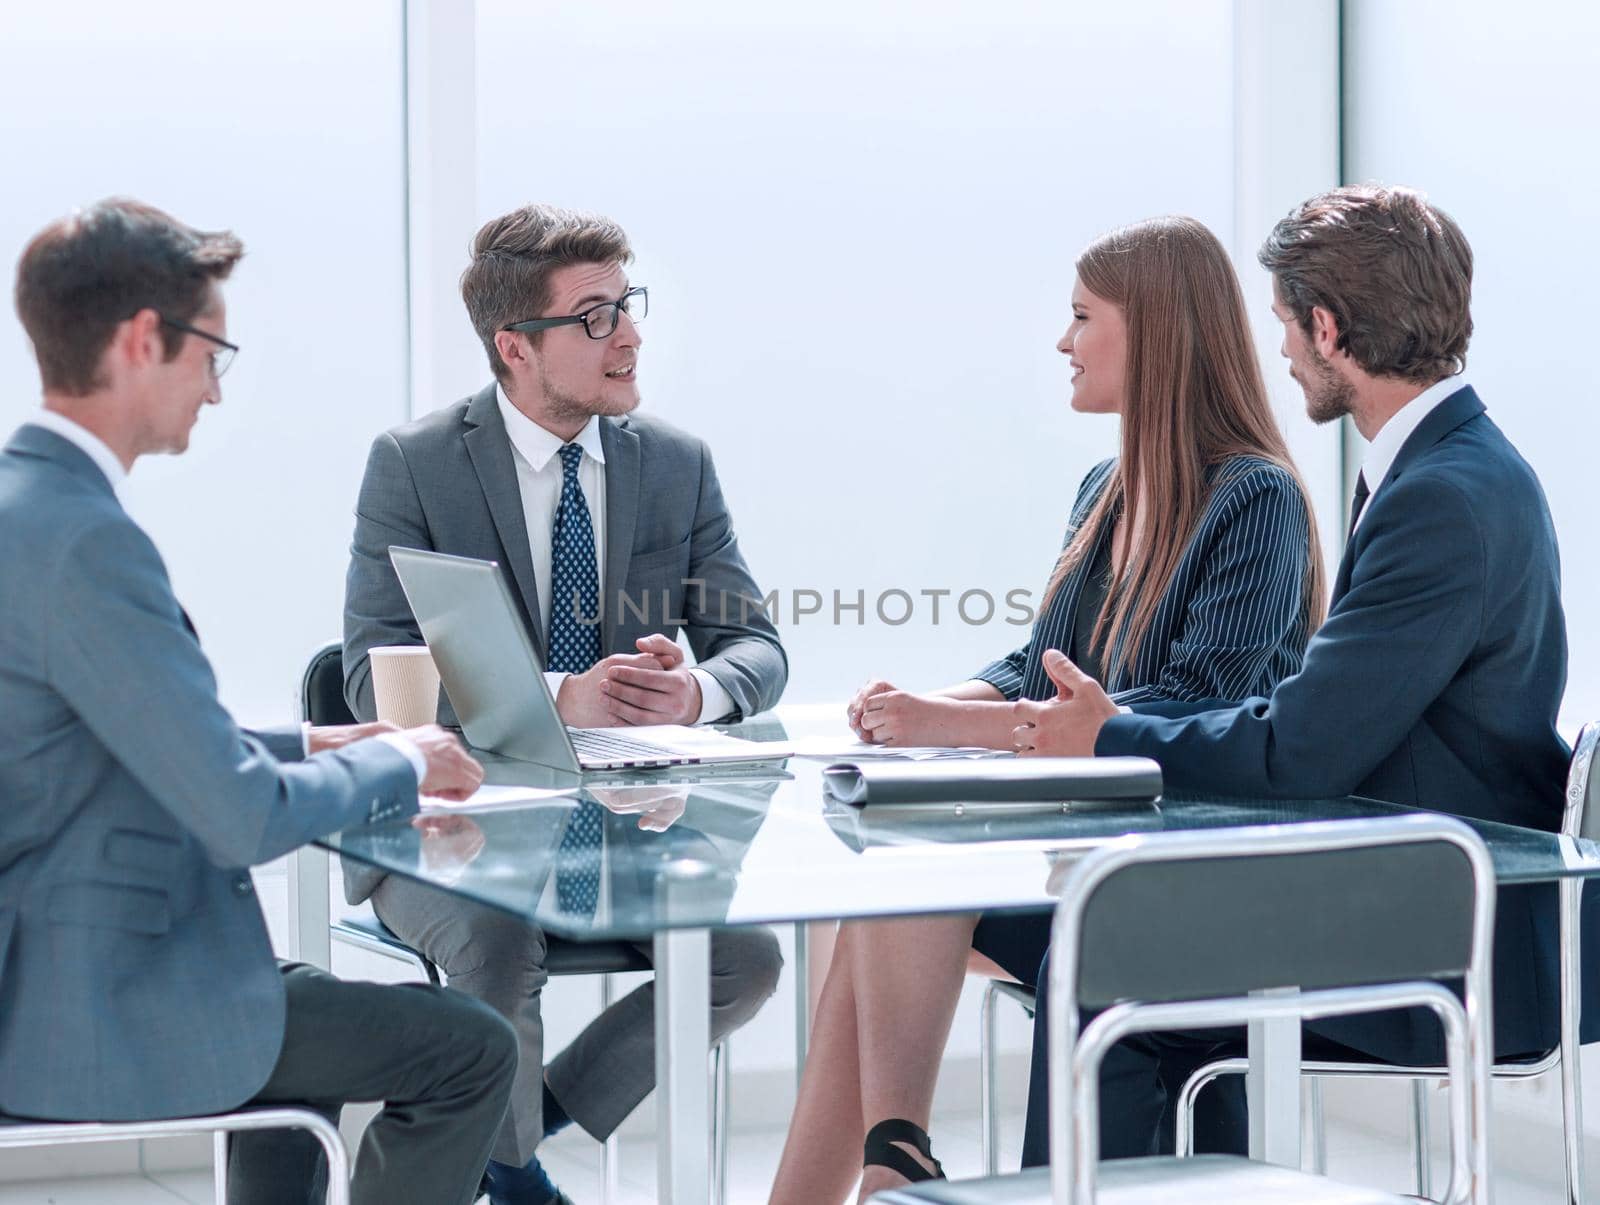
[1172,719,1600,1204]
[979,977,1038,1173]
[873,814,1497,1204]
[0,1107,350,1205]
[304,641,732,1204]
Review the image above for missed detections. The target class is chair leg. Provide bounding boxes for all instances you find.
[980,979,1002,1175]
[1174,1061,1240,1157]
[1410,1079,1433,1199]
[1305,1076,1326,1174]
[711,1039,731,1205]
[213,1130,228,1204]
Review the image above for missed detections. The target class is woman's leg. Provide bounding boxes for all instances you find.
[852,914,980,1201]
[770,925,868,1205]
[771,915,983,1203]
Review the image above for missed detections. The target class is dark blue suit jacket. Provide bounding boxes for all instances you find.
[1098,386,1580,1062]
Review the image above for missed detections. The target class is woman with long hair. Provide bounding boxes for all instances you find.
[769,216,1327,1203]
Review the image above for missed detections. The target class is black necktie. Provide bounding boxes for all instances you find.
[1347,471,1371,539]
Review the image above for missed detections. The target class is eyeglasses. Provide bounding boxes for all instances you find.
[502,286,648,341]
[160,316,239,379]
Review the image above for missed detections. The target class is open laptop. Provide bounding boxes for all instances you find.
[388,545,792,773]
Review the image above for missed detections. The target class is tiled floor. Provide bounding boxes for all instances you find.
[0,1113,1563,1204]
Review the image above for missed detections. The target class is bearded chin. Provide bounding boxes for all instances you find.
[1304,359,1355,426]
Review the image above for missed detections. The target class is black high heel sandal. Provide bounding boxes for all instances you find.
[863,1118,946,1184]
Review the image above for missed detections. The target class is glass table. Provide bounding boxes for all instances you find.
[304,703,1600,1202]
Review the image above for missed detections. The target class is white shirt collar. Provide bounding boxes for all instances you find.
[27,407,128,494]
[495,383,606,472]
[1360,376,1470,492]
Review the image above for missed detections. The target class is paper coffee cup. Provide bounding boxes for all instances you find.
[369,645,441,728]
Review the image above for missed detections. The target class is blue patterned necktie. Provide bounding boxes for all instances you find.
[549,443,605,916]
[547,443,601,676]
[556,797,606,918]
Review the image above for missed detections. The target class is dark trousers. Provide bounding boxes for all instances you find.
[1020,951,1247,1167]
[227,962,517,1205]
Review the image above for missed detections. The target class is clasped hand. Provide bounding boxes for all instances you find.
[557,633,704,727]
[847,680,970,747]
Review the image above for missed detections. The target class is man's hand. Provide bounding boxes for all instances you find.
[858,690,970,747]
[404,724,485,801]
[413,813,487,880]
[1011,651,1118,757]
[846,679,898,740]
[588,784,691,831]
[599,634,704,726]
[306,720,398,753]
[556,651,670,727]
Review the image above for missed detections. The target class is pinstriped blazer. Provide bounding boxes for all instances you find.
[974,456,1315,704]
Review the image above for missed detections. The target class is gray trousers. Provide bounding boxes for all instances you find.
[228,962,517,1205]
[372,875,783,1166]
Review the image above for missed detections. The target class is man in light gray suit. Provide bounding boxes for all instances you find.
[342,204,786,1205]
[0,199,516,1205]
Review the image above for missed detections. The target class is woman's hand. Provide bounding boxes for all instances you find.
[857,690,971,747]
[846,679,898,740]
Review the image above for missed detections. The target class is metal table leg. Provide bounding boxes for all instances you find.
[655,925,711,1204]
[1247,987,1302,1167]
[288,846,331,970]
[793,920,809,1091]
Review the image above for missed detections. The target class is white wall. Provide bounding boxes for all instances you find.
[1342,0,1600,1174]
[1343,0,1600,730]
[475,0,1244,704]
[0,2,408,727]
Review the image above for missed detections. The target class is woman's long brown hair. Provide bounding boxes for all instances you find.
[1046,216,1327,678]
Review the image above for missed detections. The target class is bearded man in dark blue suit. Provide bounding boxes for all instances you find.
[1011,184,1580,1164]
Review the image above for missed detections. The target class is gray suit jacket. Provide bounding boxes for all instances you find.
[0,424,419,1121]
[341,386,786,903]
[344,385,786,727]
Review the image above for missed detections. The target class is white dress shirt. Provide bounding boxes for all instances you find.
[24,408,428,783]
[1353,375,1470,532]
[495,386,731,722]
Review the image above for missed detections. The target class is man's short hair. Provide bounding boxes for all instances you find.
[14,198,243,397]
[1258,185,1473,385]
[461,204,632,384]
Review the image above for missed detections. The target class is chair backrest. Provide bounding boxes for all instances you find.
[1048,814,1495,1205]
[1071,822,1481,1008]
[301,641,356,727]
[1563,721,1600,842]
[1049,809,1484,1203]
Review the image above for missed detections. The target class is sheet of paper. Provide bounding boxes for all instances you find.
[780,735,1009,762]
[420,784,577,814]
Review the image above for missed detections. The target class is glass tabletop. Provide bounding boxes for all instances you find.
[323,703,1600,941]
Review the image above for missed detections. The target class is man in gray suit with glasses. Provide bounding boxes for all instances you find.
[342,203,786,1205]
[0,198,516,1205]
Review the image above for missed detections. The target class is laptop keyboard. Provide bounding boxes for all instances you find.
[568,728,690,764]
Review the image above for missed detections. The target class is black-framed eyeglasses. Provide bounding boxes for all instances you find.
[160,316,239,379]
[502,287,648,341]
